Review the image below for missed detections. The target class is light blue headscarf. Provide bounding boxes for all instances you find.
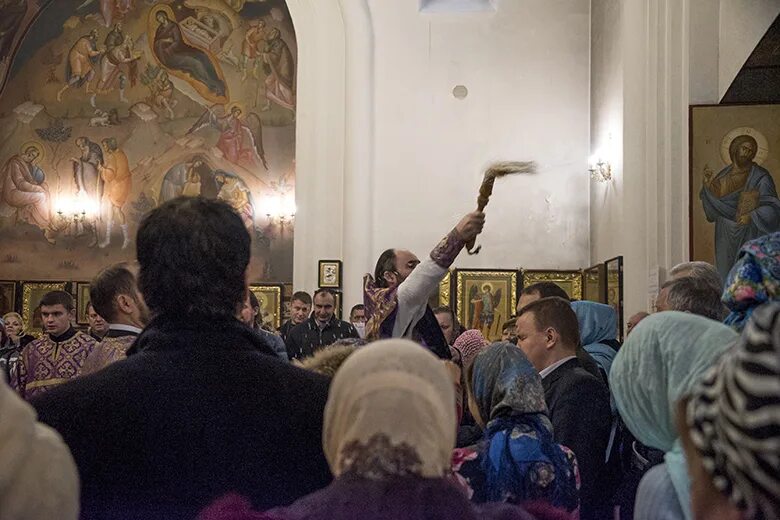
[571,301,618,376]
[610,311,738,520]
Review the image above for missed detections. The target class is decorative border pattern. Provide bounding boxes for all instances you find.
[438,271,452,307]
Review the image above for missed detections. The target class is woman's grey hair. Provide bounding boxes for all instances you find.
[664,276,727,321]
[669,261,723,293]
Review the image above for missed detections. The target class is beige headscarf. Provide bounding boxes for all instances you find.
[323,339,456,479]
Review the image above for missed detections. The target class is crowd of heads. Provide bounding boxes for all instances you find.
[2,196,778,520]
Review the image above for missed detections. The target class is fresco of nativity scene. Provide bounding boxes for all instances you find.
[0,0,297,282]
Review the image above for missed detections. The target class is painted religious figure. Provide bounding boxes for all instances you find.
[0,143,54,243]
[58,29,103,102]
[151,7,227,102]
[700,132,780,280]
[260,28,294,112]
[0,0,296,282]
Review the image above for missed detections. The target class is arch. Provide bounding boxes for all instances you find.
[286,0,374,305]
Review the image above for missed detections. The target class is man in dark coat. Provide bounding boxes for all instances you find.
[285,288,358,361]
[32,197,332,520]
[514,296,613,520]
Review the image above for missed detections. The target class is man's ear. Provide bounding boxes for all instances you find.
[116,294,134,315]
[382,271,396,285]
[544,327,559,350]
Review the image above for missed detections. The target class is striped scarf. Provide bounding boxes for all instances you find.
[687,302,780,519]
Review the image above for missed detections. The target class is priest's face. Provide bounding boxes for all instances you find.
[389,250,420,286]
[41,304,74,337]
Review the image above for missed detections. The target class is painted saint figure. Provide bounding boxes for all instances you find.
[240,19,266,82]
[152,10,227,100]
[0,144,54,243]
[98,138,132,249]
[71,137,104,246]
[217,106,265,169]
[57,29,103,102]
[260,28,295,112]
[700,134,780,280]
[216,173,254,232]
[93,34,140,105]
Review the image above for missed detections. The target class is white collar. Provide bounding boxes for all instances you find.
[108,323,143,334]
[539,355,577,379]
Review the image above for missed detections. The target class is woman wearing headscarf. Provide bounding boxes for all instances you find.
[610,312,738,520]
[722,231,779,332]
[570,301,620,379]
[680,302,780,520]
[451,329,490,447]
[456,342,579,518]
[0,374,80,520]
[198,339,534,520]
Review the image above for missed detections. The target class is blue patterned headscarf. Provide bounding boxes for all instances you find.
[470,343,578,509]
[723,232,780,332]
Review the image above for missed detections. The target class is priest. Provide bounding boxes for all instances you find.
[363,211,484,358]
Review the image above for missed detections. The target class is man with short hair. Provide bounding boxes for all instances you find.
[516,281,570,314]
[279,291,311,342]
[364,211,485,358]
[515,282,604,382]
[515,297,612,519]
[12,291,97,399]
[656,276,726,320]
[433,306,460,346]
[86,302,110,341]
[349,304,367,339]
[81,264,149,375]
[669,260,723,294]
[32,197,332,518]
[285,289,359,360]
[500,317,517,342]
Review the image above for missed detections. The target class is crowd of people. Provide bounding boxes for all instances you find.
[0,196,778,520]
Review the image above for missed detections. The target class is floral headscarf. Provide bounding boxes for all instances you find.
[723,232,780,332]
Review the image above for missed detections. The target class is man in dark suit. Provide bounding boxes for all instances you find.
[32,197,332,520]
[515,296,613,520]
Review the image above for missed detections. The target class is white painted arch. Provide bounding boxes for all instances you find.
[284,0,375,306]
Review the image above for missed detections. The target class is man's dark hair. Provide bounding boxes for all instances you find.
[349,304,364,319]
[433,305,455,321]
[137,197,250,319]
[521,282,570,301]
[90,263,137,322]
[291,291,312,306]
[663,276,727,321]
[374,248,397,289]
[314,288,336,301]
[517,297,579,350]
[40,290,75,312]
[501,317,517,332]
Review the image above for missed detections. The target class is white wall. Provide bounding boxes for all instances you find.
[292,0,592,308]
[719,0,780,99]
[589,0,777,323]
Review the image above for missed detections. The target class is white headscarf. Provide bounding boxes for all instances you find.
[0,374,79,520]
[323,339,456,479]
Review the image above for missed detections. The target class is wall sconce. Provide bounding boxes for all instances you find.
[265,192,296,227]
[588,156,612,182]
[55,193,97,236]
